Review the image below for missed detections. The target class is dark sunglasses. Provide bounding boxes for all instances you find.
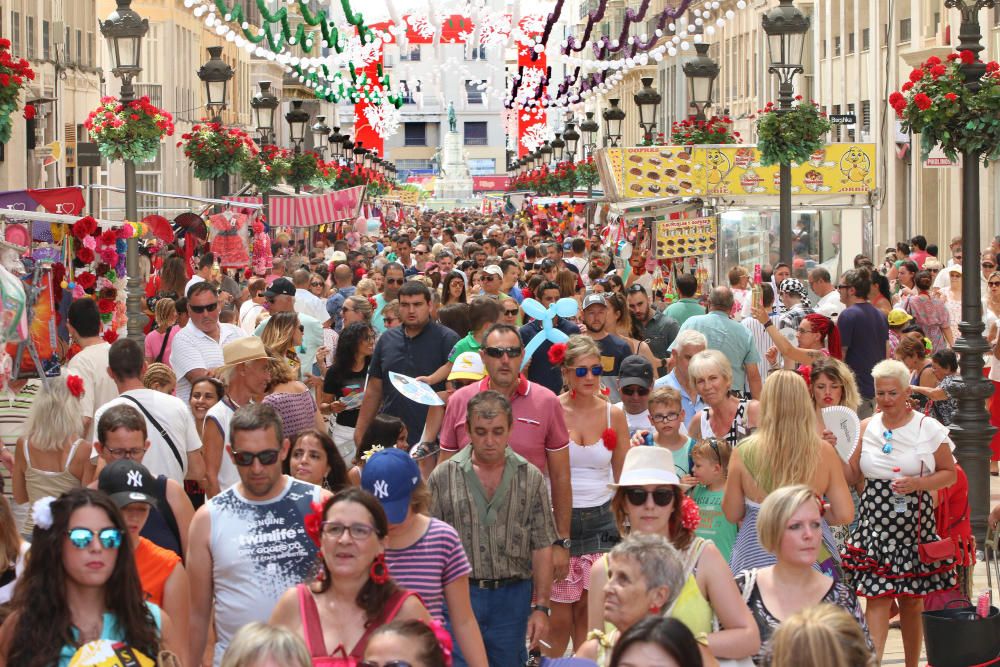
[984,263,997,269]
[504,308,520,316]
[483,346,523,358]
[571,365,604,378]
[231,449,281,466]
[989,281,1000,287]
[67,527,124,550]
[621,386,650,396]
[385,277,405,285]
[310,281,324,287]
[624,487,675,507]
[298,325,305,332]
[190,301,219,314]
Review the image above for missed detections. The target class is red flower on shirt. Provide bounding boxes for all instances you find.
[602,427,617,451]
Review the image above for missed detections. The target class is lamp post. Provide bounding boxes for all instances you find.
[633,77,662,143]
[197,46,234,199]
[329,126,345,164]
[251,80,278,145]
[285,100,310,193]
[311,115,331,157]
[602,99,626,147]
[944,0,997,545]
[551,133,566,163]
[539,141,553,168]
[580,112,599,157]
[761,0,810,265]
[563,122,580,162]
[683,43,720,121]
[100,0,147,343]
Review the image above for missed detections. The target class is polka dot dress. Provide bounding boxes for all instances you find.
[841,479,956,597]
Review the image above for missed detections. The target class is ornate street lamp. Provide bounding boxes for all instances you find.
[563,122,580,162]
[602,98,626,147]
[942,0,998,545]
[353,141,367,169]
[197,46,234,198]
[550,133,565,163]
[311,115,330,155]
[683,42,720,121]
[100,0,147,342]
[328,126,345,161]
[633,77,662,142]
[580,111,599,157]
[285,100,310,151]
[539,141,553,167]
[762,0,810,265]
[342,138,354,166]
[197,46,233,120]
[251,81,279,144]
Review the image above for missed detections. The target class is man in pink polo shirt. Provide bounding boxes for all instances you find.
[434,323,572,579]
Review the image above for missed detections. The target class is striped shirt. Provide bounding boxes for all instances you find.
[385,518,471,620]
[740,308,781,386]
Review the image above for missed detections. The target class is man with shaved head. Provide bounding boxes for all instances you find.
[325,263,357,332]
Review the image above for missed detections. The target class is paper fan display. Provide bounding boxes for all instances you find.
[821,405,861,462]
[142,214,174,243]
[389,371,444,406]
[2,223,30,252]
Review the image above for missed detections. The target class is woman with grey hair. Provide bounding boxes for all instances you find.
[842,359,956,667]
[576,534,702,666]
[686,349,760,447]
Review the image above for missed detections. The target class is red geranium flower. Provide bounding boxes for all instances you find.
[909,69,924,82]
[22,104,35,120]
[945,92,959,101]
[914,93,933,111]
[960,50,976,65]
[930,64,946,77]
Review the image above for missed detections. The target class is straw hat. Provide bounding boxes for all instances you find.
[219,337,269,368]
[608,447,680,489]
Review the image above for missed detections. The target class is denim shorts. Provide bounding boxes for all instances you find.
[570,500,620,557]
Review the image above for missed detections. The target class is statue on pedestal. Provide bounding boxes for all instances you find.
[448,102,457,133]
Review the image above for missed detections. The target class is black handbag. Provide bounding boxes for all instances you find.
[922,600,1000,667]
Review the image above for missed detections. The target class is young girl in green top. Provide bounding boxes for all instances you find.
[688,438,739,563]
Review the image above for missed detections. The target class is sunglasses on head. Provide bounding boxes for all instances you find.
[483,345,522,359]
[67,527,124,550]
[621,385,650,396]
[231,449,282,466]
[624,487,675,507]
[190,301,219,314]
[571,365,604,378]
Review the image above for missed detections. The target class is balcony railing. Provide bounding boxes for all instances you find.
[134,83,162,108]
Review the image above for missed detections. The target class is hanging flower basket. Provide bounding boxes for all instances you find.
[755,98,831,166]
[671,116,741,145]
[576,157,600,189]
[890,51,1000,166]
[238,144,291,193]
[178,122,258,180]
[84,96,174,162]
[0,38,36,143]
[286,151,323,190]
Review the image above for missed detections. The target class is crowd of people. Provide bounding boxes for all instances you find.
[0,216,996,667]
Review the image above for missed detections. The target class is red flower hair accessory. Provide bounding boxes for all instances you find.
[304,500,324,547]
[680,496,701,531]
[602,427,617,451]
[102,329,119,344]
[547,342,567,365]
[367,296,377,310]
[65,374,85,399]
[426,620,454,667]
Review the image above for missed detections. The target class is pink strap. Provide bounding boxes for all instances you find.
[349,590,419,658]
[297,584,329,657]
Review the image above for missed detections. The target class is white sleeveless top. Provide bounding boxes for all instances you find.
[206,397,240,491]
[568,402,614,508]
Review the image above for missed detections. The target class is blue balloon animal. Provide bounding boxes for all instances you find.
[519,297,579,369]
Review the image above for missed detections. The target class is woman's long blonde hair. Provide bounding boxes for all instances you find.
[740,371,821,492]
[26,376,82,451]
[260,312,300,356]
[0,495,21,573]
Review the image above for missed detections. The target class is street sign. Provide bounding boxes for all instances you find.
[829,114,856,125]
[76,143,101,167]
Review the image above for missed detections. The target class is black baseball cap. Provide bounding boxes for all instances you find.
[619,355,654,389]
[98,460,156,508]
[263,277,296,298]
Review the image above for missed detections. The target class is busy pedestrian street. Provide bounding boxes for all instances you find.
[0,0,999,666]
